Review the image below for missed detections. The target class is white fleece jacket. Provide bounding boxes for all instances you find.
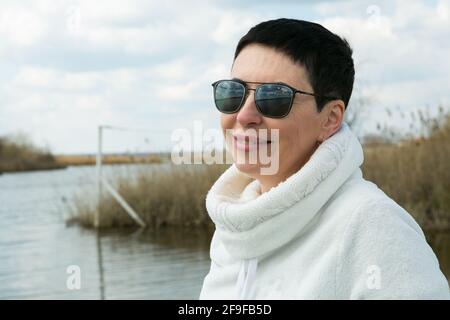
[199,123,449,300]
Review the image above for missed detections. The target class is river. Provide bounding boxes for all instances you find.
[0,165,212,299]
[0,165,448,299]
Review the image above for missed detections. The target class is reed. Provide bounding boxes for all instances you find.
[0,133,64,173]
[67,112,450,232]
[55,154,162,166]
[66,163,228,229]
[362,112,450,231]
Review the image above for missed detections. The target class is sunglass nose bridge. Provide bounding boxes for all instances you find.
[242,87,255,102]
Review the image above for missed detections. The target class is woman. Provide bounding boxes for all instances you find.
[199,18,449,299]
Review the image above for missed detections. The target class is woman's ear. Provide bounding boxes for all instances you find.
[318,100,345,141]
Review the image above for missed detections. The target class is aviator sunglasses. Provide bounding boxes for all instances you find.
[212,78,338,118]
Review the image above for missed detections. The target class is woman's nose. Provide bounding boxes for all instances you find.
[236,90,263,127]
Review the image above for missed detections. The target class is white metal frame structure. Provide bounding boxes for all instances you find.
[95,125,146,228]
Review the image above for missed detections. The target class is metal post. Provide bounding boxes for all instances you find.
[102,177,146,228]
[95,125,103,228]
[94,124,146,229]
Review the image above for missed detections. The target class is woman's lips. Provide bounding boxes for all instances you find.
[232,134,271,152]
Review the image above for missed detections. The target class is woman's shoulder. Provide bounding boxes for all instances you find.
[344,175,423,236]
[330,173,449,299]
[326,170,422,235]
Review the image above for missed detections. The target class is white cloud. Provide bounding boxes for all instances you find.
[317,0,450,137]
[0,0,448,153]
[0,6,47,48]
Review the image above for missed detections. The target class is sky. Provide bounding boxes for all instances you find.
[0,0,449,154]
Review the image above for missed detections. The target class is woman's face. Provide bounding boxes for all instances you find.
[221,44,332,191]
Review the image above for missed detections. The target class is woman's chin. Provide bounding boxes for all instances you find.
[234,161,263,177]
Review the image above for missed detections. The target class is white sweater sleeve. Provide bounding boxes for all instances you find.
[335,198,450,299]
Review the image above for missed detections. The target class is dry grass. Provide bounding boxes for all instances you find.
[55,154,163,166]
[0,133,65,173]
[67,113,450,232]
[66,163,229,229]
[362,114,450,231]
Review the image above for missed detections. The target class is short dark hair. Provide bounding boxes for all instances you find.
[234,18,355,111]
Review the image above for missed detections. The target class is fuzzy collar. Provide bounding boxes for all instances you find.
[206,123,364,260]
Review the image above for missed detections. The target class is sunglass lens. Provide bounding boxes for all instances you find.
[213,80,245,113]
[255,84,293,118]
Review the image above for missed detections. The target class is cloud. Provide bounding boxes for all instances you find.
[317,0,450,131]
[0,0,449,153]
[0,5,47,48]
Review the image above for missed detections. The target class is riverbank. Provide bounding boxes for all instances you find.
[55,153,164,166]
[66,163,228,229]
[0,164,211,298]
[67,115,450,232]
[2,162,447,298]
[0,134,65,173]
